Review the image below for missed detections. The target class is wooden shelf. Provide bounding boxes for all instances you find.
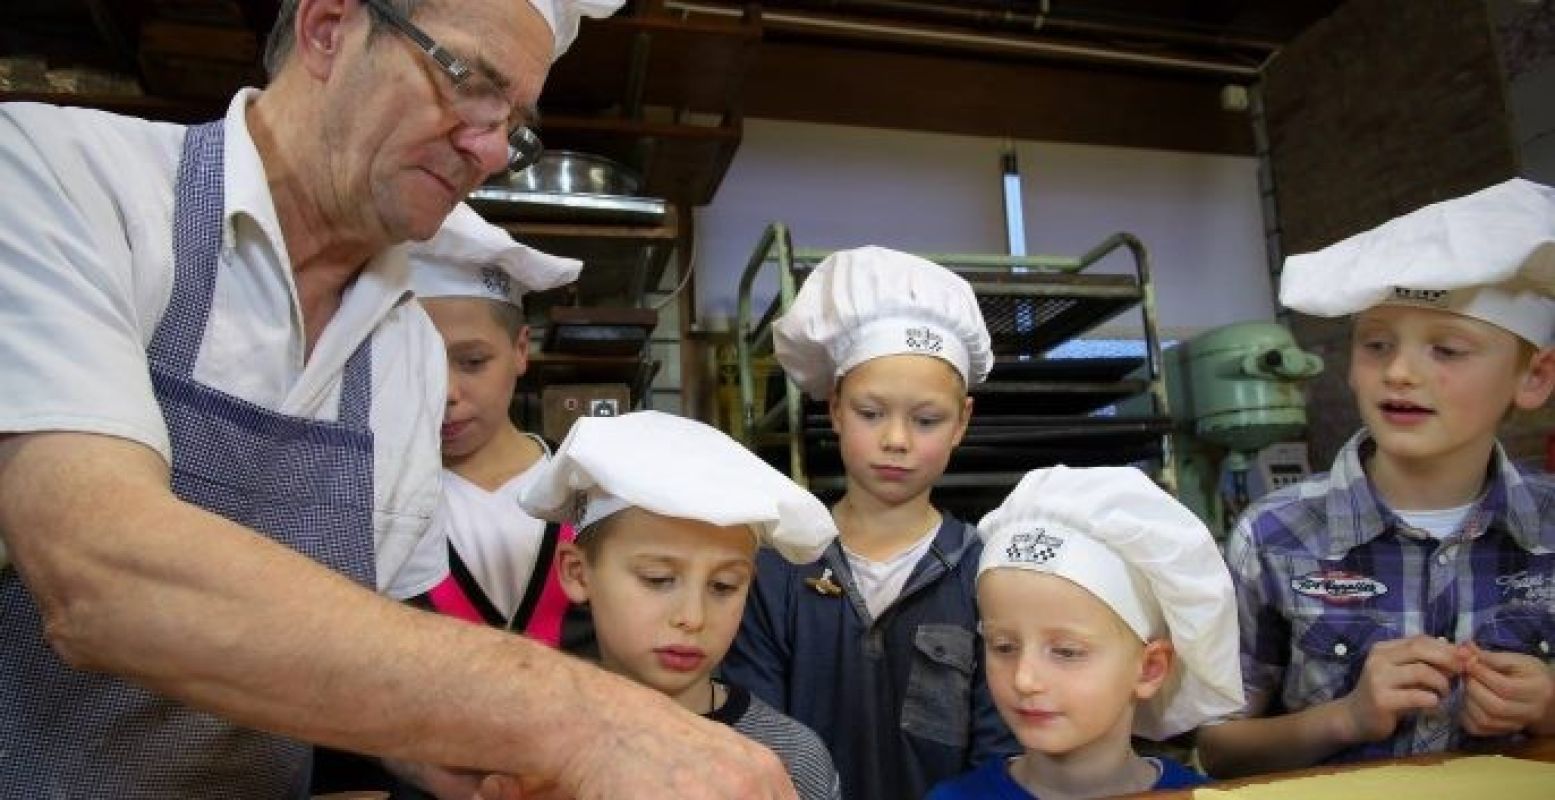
[518,351,656,393]
[539,115,743,206]
[535,12,759,207]
[5,7,760,208]
[543,14,761,116]
[497,205,680,320]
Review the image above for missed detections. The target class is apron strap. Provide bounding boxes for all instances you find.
[148,120,373,427]
[337,336,372,427]
[148,121,225,376]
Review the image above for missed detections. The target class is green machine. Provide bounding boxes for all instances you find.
[1165,321,1324,536]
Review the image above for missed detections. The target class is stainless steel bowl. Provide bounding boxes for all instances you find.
[491,150,642,196]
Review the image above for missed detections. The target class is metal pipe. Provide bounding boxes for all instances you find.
[665,1,1265,78]
[794,248,1083,272]
[735,223,785,441]
[776,0,1280,54]
[1002,145,1027,258]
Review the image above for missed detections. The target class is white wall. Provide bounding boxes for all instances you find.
[693,118,1274,341]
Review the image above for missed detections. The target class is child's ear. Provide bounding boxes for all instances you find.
[511,325,532,376]
[827,391,843,433]
[1512,346,1555,410]
[1134,639,1175,701]
[951,394,974,448]
[555,541,592,604]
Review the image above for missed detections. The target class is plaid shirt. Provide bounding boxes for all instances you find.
[1225,429,1555,763]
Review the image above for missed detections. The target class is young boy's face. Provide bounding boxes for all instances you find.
[978,570,1171,759]
[422,297,529,461]
[1348,305,1554,467]
[557,508,758,710]
[828,354,972,508]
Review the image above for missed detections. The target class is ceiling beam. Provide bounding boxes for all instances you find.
[741,39,1256,155]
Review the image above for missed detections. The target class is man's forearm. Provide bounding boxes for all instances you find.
[0,431,651,778]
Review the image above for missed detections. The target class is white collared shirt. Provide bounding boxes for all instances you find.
[0,89,447,598]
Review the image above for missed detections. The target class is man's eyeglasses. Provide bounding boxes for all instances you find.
[362,0,543,172]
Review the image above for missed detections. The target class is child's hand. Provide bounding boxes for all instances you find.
[1339,635,1466,743]
[1460,642,1555,737]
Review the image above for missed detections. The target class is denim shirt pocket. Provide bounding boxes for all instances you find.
[1473,609,1554,661]
[900,623,975,748]
[1290,614,1398,707]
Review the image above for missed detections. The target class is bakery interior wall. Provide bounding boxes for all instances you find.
[691,119,1272,344]
[1262,0,1553,468]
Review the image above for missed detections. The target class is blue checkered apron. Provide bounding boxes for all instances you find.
[0,121,378,798]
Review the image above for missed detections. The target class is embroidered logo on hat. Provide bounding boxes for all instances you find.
[480,266,512,300]
[1291,571,1388,604]
[904,326,944,354]
[1006,530,1064,565]
[1391,287,1448,305]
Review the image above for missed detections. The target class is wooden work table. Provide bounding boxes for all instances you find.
[1119,736,1555,799]
[315,738,1555,799]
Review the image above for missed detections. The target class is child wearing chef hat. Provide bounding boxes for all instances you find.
[928,465,1243,798]
[400,201,583,645]
[721,246,1018,800]
[519,410,843,800]
[1198,178,1555,779]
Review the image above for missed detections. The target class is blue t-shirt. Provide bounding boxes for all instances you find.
[926,755,1208,799]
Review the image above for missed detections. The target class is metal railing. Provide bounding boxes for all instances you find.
[733,224,1174,492]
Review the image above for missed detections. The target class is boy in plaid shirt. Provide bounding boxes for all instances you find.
[1198,179,1555,777]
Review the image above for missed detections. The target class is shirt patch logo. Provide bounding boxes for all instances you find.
[804,567,844,598]
[904,326,943,354]
[1496,570,1554,607]
[1391,286,1448,305]
[1006,530,1064,566]
[1292,571,1388,604]
[480,266,512,300]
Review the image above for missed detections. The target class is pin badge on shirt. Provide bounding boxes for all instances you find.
[805,567,843,597]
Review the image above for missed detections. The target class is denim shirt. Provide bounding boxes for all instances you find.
[1225,429,1555,762]
[722,514,1018,800]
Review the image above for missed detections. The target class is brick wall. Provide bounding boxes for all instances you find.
[1260,0,1553,467]
[1497,0,1555,466]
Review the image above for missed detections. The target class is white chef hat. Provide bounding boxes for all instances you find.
[524,0,626,61]
[517,411,837,564]
[976,465,1243,740]
[773,246,994,400]
[1279,178,1555,347]
[408,203,581,309]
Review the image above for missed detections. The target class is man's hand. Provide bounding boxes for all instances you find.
[553,702,797,800]
[1337,635,1466,744]
[1460,643,1555,737]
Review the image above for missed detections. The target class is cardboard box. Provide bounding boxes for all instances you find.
[541,383,631,442]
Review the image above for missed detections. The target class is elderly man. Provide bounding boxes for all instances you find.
[0,1,795,798]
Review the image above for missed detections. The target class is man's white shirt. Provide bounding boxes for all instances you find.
[0,89,448,597]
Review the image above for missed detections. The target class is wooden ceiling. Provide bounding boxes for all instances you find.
[2,0,1345,154]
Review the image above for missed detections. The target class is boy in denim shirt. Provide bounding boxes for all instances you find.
[1199,179,1555,777]
[722,247,1018,800]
